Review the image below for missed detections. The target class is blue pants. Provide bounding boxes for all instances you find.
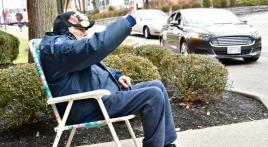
[83,80,177,147]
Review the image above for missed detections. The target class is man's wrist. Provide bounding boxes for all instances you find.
[125,15,136,27]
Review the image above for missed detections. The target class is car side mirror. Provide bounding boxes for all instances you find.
[170,20,179,26]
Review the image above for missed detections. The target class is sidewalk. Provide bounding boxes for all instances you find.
[79,118,268,147]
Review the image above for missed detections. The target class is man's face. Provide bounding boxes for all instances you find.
[69,27,88,40]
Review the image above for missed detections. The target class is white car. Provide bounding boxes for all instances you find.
[132,9,168,38]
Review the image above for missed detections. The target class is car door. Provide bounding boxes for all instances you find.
[164,13,177,49]
[132,12,143,34]
[168,12,184,52]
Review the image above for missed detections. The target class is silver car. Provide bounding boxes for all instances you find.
[132,9,168,38]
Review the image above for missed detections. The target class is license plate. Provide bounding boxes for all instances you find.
[227,46,241,54]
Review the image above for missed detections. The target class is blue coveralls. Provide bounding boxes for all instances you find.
[40,15,177,147]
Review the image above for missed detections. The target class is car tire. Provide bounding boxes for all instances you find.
[180,41,189,56]
[144,27,151,39]
[243,56,260,62]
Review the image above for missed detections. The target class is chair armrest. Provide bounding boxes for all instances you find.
[47,89,111,104]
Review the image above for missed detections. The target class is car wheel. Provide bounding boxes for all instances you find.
[243,56,260,62]
[144,27,151,39]
[180,41,189,56]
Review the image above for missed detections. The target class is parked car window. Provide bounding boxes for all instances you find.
[183,9,241,25]
[174,12,182,25]
[168,13,176,23]
[140,10,167,20]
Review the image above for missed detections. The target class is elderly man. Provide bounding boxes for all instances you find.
[40,1,177,147]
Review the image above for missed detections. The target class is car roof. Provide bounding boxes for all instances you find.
[173,8,231,14]
[136,9,164,13]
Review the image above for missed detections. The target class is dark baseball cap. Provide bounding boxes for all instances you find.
[53,11,95,33]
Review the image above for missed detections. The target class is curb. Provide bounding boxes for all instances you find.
[226,88,268,110]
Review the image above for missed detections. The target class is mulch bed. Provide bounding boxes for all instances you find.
[0,91,268,147]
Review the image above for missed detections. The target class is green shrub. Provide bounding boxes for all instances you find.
[229,0,236,6]
[182,3,192,9]
[219,0,228,7]
[160,54,228,102]
[212,0,221,7]
[108,6,115,11]
[203,0,211,7]
[172,4,182,11]
[91,8,127,20]
[104,54,161,84]
[260,0,268,5]
[0,64,50,128]
[161,5,170,12]
[191,3,202,8]
[135,45,173,73]
[0,30,20,64]
[112,45,137,56]
[238,0,260,5]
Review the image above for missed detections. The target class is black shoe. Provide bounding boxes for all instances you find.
[164,144,176,147]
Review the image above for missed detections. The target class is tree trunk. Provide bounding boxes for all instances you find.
[56,0,64,14]
[27,0,58,63]
[92,0,97,10]
[145,0,149,9]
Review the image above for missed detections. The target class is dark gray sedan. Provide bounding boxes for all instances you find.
[160,8,262,62]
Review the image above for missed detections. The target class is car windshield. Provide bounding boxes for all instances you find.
[183,9,242,25]
[140,11,168,20]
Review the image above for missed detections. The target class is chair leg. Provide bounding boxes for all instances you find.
[53,129,63,147]
[125,120,140,147]
[107,122,122,147]
[66,128,76,147]
[97,99,121,147]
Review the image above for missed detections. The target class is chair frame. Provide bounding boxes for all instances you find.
[29,39,140,147]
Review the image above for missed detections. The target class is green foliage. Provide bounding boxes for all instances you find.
[182,3,192,9]
[135,45,173,72]
[203,0,211,7]
[219,0,228,7]
[191,3,202,8]
[91,8,127,20]
[112,45,137,56]
[229,0,236,6]
[260,0,268,5]
[108,6,115,11]
[161,54,228,102]
[0,30,20,64]
[237,0,265,5]
[0,64,50,128]
[172,4,182,11]
[104,54,161,84]
[161,5,170,12]
[212,0,221,7]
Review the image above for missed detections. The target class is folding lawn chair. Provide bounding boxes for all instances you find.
[29,39,140,147]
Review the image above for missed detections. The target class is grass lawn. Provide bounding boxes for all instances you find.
[0,25,29,63]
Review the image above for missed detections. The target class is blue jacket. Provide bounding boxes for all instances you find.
[40,16,136,124]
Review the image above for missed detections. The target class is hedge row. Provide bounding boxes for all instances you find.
[159,0,268,12]
[90,8,127,20]
[0,45,228,127]
[0,30,20,64]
